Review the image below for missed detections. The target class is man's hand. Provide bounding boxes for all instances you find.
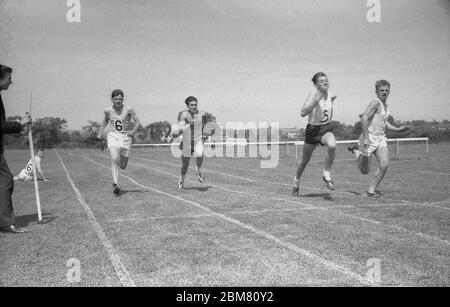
[126,131,135,138]
[18,113,32,127]
[313,90,324,103]
[331,94,337,102]
[399,126,410,132]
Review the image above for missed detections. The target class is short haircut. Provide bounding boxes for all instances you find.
[375,80,390,90]
[0,64,13,78]
[111,89,124,98]
[185,96,198,106]
[311,72,327,85]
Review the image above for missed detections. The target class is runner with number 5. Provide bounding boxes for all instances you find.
[99,89,141,195]
[292,72,338,196]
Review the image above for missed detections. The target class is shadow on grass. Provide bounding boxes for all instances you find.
[302,192,334,201]
[183,186,211,192]
[117,189,151,196]
[345,190,362,196]
[15,178,48,182]
[15,213,57,227]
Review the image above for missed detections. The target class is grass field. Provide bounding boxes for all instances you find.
[0,143,449,287]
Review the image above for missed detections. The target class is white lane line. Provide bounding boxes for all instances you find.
[84,152,450,247]
[110,213,216,222]
[132,156,257,182]
[397,199,450,211]
[80,154,373,286]
[88,150,358,196]
[109,203,421,223]
[386,169,450,176]
[110,206,356,222]
[54,150,136,287]
[429,199,450,206]
[128,152,370,197]
[82,152,321,209]
[194,158,450,210]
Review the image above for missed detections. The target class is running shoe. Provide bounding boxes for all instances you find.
[196,172,207,184]
[366,191,381,198]
[322,176,335,191]
[348,144,359,153]
[112,183,120,195]
[292,178,300,196]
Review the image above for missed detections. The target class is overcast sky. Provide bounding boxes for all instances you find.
[1,0,449,129]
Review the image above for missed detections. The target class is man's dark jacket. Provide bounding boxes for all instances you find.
[0,94,22,154]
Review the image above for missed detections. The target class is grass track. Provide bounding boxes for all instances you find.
[0,144,449,286]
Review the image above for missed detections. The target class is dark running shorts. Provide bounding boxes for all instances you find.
[305,123,333,145]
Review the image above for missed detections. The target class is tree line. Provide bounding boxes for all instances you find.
[3,115,449,149]
[281,117,450,143]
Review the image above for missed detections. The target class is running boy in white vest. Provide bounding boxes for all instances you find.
[348,80,408,197]
[99,89,141,195]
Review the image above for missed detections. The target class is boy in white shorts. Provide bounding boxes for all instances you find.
[348,80,408,197]
[99,89,141,195]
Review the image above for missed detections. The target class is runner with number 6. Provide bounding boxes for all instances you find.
[99,89,141,195]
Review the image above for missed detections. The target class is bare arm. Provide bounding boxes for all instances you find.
[1,114,31,134]
[35,159,49,181]
[127,108,141,137]
[300,91,323,117]
[98,110,110,138]
[386,122,408,132]
[331,93,337,102]
[361,100,380,139]
[178,112,190,132]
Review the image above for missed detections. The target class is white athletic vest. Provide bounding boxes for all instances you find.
[24,156,41,175]
[180,110,203,140]
[308,92,334,125]
[368,99,389,137]
[107,105,133,133]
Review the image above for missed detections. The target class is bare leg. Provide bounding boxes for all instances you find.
[180,156,190,183]
[356,154,371,175]
[109,147,120,185]
[368,146,389,194]
[195,156,203,174]
[119,156,129,169]
[294,143,316,186]
[320,132,336,179]
[350,136,371,175]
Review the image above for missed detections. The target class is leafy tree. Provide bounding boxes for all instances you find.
[144,121,172,143]
[82,120,102,146]
[31,117,68,148]
[4,116,26,146]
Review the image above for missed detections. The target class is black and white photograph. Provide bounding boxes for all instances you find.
[0,0,449,290]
